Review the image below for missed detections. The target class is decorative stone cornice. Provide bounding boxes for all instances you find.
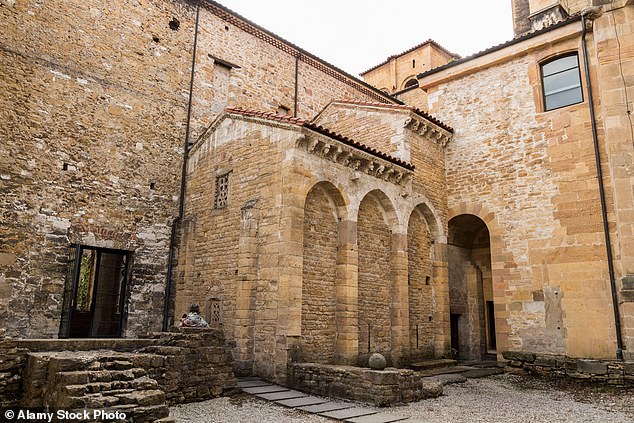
[403,116,452,147]
[296,134,413,186]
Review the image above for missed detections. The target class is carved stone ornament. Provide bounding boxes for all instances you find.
[403,117,452,147]
[296,135,413,186]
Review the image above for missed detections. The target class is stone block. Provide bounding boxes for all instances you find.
[577,360,608,375]
[502,351,536,363]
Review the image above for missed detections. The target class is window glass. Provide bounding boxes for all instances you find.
[542,55,578,76]
[541,54,583,111]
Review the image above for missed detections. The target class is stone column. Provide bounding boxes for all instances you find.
[274,168,306,384]
[233,200,258,375]
[390,231,410,366]
[432,242,451,357]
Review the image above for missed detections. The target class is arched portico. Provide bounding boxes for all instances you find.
[300,182,350,363]
[447,213,495,361]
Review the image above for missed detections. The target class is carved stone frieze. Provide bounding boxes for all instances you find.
[403,116,452,147]
[295,135,413,186]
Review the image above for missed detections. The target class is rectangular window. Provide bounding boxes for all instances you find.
[541,54,583,111]
[215,172,231,209]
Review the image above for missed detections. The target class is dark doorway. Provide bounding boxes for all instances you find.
[59,245,130,338]
[450,313,460,356]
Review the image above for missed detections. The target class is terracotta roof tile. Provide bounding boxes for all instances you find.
[225,108,414,170]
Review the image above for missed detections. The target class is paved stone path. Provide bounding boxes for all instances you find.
[238,377,409,422]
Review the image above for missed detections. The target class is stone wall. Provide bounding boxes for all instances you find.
[419,16,631,359]
[0,340,28,408]
[504,351,634,386]
[407,210,434,358]
[301,186,338,363]
[180,106,451,381]
[1,0,196,338]
[287,362,442,406]
[188,1,394,140]
[1,0,396,340]
[358,194,394,365]
[0,331,237,409]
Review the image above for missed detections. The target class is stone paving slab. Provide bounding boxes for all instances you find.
[237,380,272,388]
[242,385,289,394]
[276,395,328,408]
[256,390,308,401]
[320,406,378,420]
[346,412,410,423]
[297,401,352,413]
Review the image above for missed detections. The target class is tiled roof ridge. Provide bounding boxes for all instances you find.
[225,107,414,170]
[225,108,306,125]
[324,100,454,133]
[360,39,461,76]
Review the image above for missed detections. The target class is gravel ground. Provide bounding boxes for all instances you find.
[170,374,634,422]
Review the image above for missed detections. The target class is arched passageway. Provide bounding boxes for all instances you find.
[448,214,495,361]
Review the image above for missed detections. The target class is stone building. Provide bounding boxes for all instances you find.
[378,0,634,363]
[1,0,633,393]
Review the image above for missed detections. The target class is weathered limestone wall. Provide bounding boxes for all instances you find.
[1,0,397,340]
[0,0,195,338]
[287,363,443,406]
[504,351,634,386]
[178,115,292,380]
[395,88,429,111]
[0,331,237,409]
[188,1,394,141]
[407,210,435,358]
[357,194,394,364]
[591,4,634,357]
[420,12,634,358]
[301,186,338,363]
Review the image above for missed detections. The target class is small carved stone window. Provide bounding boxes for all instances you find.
[210,299,221,323]
[215,172,231,209]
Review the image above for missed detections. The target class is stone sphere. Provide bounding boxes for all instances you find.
[368,353,387,370]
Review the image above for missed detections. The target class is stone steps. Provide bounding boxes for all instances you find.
[409,358,457,372]
[23,351,173,422]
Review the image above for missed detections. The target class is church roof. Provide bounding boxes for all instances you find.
[360,39,461,76]
[225,108,415,170]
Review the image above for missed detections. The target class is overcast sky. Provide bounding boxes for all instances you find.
[217,0,514,76]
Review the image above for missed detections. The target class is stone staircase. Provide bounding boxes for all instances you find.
[22,351,174,423]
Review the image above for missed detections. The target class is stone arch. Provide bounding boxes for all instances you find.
[447,212,496,361]
[356,190,397,365]
[447,203,507,356]
[407,205,436,359]
[300,181,347,363]
[401,75,419,90]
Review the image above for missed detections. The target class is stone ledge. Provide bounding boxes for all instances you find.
[503,351,634,386]
[287,363,442,406]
